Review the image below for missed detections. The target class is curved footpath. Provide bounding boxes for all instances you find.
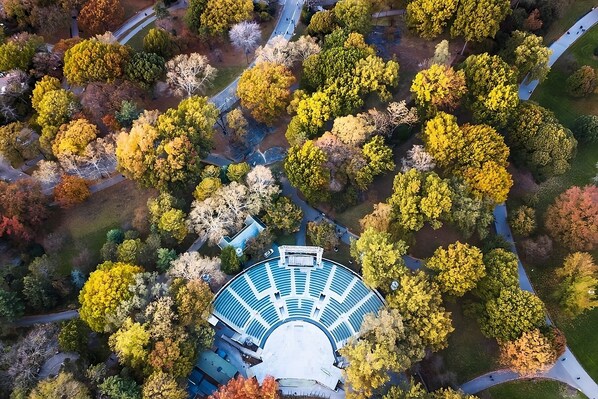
[461,11,598,397]
[519,8,598,100]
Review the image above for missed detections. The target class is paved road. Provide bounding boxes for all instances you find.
[210,0,306,111]
[0,158,30,182]
[38,352,80,379]
[519,8,598,100]
[13,309,79,327]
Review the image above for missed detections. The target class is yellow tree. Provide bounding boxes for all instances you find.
[63,39,132,85]
[555,252,598,317]
[406,0,458,39]
[79,262,143,332]
[142,371,187,399]
[410,64,467,116]
[451,0,510,50]
[350,228,408,289]
[109,318,150,370]
[426,242,486,297]
[284,140,330,203]
[52,119,98,158]
[200,0,253,36]
[31,76,61,111]
[237,62,296,125]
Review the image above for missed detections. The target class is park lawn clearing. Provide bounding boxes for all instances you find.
[124,21,155,52]
[46,180,156,276]
[205,65,246,97]
[432,301,499,386]
[478,379,587,399]
[544,0,597,44]
[560,308,598,381]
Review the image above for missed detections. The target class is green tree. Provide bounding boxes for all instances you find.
[22,274,56,310]
[355,136,395,190]
[64,39,132,85]
[388,169,453,232]
[475,248,519,301]
[263,196,303,234]
[572,114,598,144]
[156,248,177,272]
[79,261,143,332]
[406,0,458,39]
[226,162,250,182]
[98,376,142,399]
[143,28,177,59]
[501,30,551,82]
[566,66,597,97]
[284,140,330,203]
[58,318,90,353]
[350,228,408,289]
[237,62,295,125]
[116,239,142,264]
[451,0,510,45]
[307,220,339,251]
[126,52,165,88]
[462,53,518,128]
[0,288,24,323]
[116,100,142,129]
[199,0,253,36]
[448,179,494,239]
[411,64,467,116]
[193,177,222,201]
[184,0,208,33]
[0,34,43,71]
[220,246,241,275]
[508,205,536,237]
[480,287,546,341]
[505,102,577,181]
[334,0,372,34]
[307,10,337,36]
[147,193,188,241]
[29,372,91,399]
[555,252,598,317]
[426,242,486,297]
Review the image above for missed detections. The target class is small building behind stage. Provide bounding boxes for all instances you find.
[188,351,240,398]
[217,215,265,256]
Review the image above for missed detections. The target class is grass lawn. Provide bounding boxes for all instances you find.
[125,21,155,52]
[205,65,246,97]
[46,180,156,275]
[560,308,598,381]
[478,379,587,399]
[434,301,498,385]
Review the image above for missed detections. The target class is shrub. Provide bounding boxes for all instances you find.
[106,228,125,244]
[572,114,598,144]
[509,206,536,237]
[566,66,597,97]
[521,235,553,263]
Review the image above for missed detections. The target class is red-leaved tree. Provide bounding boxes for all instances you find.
[545,185,598,251]
[210,376,279,399]
[0,180,47,241]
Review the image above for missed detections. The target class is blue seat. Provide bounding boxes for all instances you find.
[270,264,292,296]
[247,319,267,341]
[248,266,271,292]
[294,269,306,295]
[214,290,250,328]
[329,268,354,295]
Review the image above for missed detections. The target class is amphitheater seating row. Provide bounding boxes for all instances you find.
[212,259,384,348]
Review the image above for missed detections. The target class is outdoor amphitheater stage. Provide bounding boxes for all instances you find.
[251,321,342,390]
[211,246,384,391]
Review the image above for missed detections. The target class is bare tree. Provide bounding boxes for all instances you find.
[166,53,218,97]
[167,252,225,287]
[387,101,419,129]
[229,21,261,64]
[58,135,117,180]
[400,145,436,172]
[255,35,320,68]
[33,160,63,190]
[245,165,280,213]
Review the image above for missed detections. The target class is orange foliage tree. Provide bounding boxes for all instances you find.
[545,185,598,251]
[210,376,279,399]
[79,0,125,36]
[499,328,557,375]
[54,175,91,208]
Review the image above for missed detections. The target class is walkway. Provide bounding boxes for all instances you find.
[460,9,598,397]
[13,309,79,327]
[519,8,598,100]
[209,0,306,111]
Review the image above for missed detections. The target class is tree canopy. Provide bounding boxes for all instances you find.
[427,242,486,297]
[64,39,132,85]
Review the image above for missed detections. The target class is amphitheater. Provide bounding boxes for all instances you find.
[210,246,384,392]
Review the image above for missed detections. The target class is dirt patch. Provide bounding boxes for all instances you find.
[258,115,292,152]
